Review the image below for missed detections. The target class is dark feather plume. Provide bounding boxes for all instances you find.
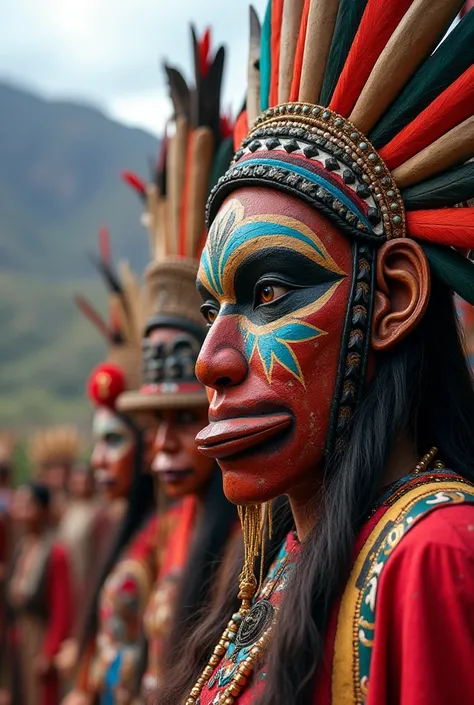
[370,10,474,147]
[209,137,235,192]
[89,254,123,295]
[319,0,369,106]
[164,65,191,120]
[403,162,474,210]
[423,242,474,305]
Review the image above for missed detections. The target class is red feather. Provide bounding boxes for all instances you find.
[121,170,147,196]
[330,0,415,117]
[74,295,111,341]
[199,28,212,77]
[234,111,249,151]
[220,112,234,140]
[98,226,111,264]
[269,0,284,107]
[460,0,474,16]
[380,66,474,169]
[407,209,474,249]
[289,0,311,102]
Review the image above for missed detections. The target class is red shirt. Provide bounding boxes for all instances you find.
[200,487,474,704]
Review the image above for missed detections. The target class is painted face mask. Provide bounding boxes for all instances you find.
[195,188,352,503]
[91,407,135,501]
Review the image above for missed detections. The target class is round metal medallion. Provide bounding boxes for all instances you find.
[235,599,275,649]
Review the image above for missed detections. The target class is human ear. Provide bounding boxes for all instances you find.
[372,239,430,351]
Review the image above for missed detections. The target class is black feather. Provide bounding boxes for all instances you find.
[199,46,226,143]
[319,0,368,106]
[422,242,474,305]
[89,254,122,295]
[164,65,191,120]
[403,162,474,210]
[370,10,474,148]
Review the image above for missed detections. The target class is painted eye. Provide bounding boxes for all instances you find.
[256,283,289,306]
[201,304,219,326]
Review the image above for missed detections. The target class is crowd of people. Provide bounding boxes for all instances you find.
[1,1,474,703]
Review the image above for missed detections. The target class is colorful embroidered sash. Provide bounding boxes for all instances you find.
[332,474,474,704]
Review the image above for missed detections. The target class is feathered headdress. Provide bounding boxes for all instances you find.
[206,1,474,450]
[117,26,234,413]
[75,227,144,410]
[29,426,83,468]
[121,26,234,331]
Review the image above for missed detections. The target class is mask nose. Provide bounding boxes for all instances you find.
[154,422,179,453]
[196,346,248,390]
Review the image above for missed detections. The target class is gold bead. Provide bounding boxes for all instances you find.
[229,682,242,697]
[234,673,248,686]
[209,655,221,666]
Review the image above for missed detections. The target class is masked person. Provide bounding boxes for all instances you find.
[156,2,474,704]
[3,482,72,705]
[118,27,238,701]
[29,427,83,527]
[62,232,156,705]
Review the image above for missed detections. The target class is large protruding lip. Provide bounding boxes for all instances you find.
[196,413,292,459]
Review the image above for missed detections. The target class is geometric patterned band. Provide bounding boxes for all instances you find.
[207,104,405,243]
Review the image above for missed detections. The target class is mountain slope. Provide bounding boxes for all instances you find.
[0,81,157,277]
[0,81,159,428]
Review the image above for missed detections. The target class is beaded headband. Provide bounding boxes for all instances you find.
[208,104,405,245]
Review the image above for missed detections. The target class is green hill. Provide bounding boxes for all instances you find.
[0,81,159,429]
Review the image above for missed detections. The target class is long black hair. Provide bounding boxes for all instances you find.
[79,415,155,655]
[162,466,239,673]
[158,279,474,704]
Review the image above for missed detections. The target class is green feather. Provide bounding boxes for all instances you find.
[319,0,368,107]
[423,242,474,305]
[403,162,474,210]
[209,137,235,193]
[260,0,272,112]
[370,10,474,148]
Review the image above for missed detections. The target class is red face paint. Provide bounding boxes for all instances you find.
[196,188,353,504]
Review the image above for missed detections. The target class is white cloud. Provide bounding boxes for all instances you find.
[0,0,268,136]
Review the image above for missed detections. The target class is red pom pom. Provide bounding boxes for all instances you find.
[87,363,126,409]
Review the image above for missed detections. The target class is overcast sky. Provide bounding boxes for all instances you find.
[1,0,268,136]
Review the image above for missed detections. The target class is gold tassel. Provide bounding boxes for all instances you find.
[186,127,214,258]
[349,0,464,134]
[237,502,273,611]
[278,0,304,104]
[248,6,262,126]
[237,504,261,611]
[393,115,474,188]
[298,0,340,105]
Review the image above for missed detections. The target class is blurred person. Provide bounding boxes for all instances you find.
[55,464,112,681]
[29,427,83,526]
[2,482,72,705]
[62,231,156,705]
[0,432,15,598]
[118,27,239,702]
[0,432,16,698]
